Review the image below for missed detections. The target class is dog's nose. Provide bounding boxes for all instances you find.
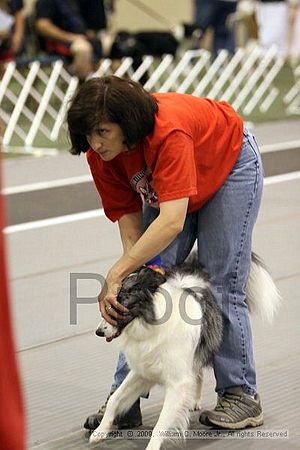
[95,328,105,337]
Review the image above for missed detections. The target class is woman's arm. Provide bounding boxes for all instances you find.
[115,197,188,275]
[99,197,189,324]
[118,210,143,254]
[11,9,25,54]
[35,18,85,43]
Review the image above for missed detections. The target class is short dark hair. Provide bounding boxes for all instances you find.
[67,76,159,155]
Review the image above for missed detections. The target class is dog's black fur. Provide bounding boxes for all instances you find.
[115,267,166,330]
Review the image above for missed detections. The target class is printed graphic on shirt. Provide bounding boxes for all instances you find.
[131,166,158,207]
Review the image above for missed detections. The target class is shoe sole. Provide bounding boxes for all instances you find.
[203,413,264,430]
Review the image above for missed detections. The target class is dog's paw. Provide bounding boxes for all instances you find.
[192,400,202,411]
[89,429,106,444]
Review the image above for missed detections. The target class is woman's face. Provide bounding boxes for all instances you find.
[87,122,127,161]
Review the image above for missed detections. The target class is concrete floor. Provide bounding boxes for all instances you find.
[3,119,300,449]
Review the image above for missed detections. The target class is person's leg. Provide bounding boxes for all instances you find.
[194,0,217,32]
[110,352,129,392]
[70,38,94,80]
[198,130,264,429]
[89,37,103,60]
[213,0,237,54]
[256,2,288,56]
[197,129,263,396]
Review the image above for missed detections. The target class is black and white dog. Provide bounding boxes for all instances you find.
[90,253,281,450]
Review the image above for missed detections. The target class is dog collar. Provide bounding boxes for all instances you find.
[146,264,166,276]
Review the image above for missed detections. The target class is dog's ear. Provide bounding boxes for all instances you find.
[119,267,165,299]
[126,289,156,324]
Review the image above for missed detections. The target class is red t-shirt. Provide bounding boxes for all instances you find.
[87,92,244,222]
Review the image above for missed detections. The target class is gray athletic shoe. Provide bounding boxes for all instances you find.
[199,391,263,430]
[84,393,142,431]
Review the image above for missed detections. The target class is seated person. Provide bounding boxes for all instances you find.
[0,0,25,77]
[77,0,110,40]
[35,0,105,80]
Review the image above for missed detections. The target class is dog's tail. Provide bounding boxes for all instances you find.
[246,253,281,323]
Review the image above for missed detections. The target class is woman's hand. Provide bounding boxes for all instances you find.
[98,274,128,326]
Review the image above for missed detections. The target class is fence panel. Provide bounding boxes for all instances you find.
[0,46,293,152]
[284,64,300,115]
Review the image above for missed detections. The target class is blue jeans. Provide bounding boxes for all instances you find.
[194,0,237,55]
[111,129,263,396]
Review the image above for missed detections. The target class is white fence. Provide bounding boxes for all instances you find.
[284,63,300,115]
[0,46,298,152]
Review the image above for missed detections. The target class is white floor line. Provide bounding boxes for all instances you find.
[4,171,300,234]
[2,141,300,195]
[2,174,92,195]
[2,146,59,157]
[260,139,300,154]
[4,209,105,234]
[264,170,300,185]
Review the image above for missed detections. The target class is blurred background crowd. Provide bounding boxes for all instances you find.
[1,0,300,81]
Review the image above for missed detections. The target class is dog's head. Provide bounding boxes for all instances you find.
[95,267,166,342]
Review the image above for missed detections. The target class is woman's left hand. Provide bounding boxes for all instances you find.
[98,274,129,326]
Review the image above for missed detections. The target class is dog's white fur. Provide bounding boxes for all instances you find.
[90,256,280,450]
